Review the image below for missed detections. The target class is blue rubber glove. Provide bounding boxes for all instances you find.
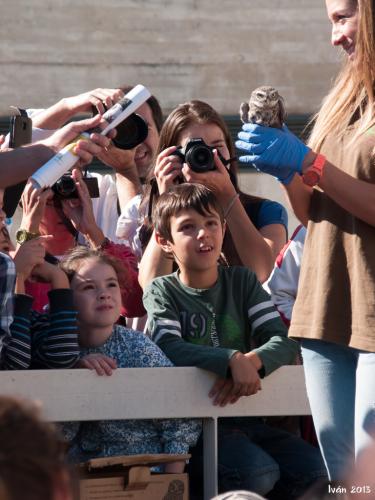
[235,123,310,185]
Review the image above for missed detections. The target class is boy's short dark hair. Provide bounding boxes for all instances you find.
[152,183,224,242]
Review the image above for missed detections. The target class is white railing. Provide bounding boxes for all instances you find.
[0,365,310,499]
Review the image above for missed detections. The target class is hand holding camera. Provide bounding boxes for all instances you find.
[154,146,184,195]
[20,180,53,234]
[60,169,105,247]
[182,146,237,205]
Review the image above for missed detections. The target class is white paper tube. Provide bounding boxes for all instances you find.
[31,85,151,188]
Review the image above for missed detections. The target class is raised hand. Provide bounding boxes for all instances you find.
[20,180,53,233]
[154,146,184,194]
[182,149,236,204]
[60,169,104,247]
[42,115,115,169]
[30,261,69,289]
[12,235,52,280]
[63,88,124,116]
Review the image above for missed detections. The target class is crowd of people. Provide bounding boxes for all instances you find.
[1,0,375,499]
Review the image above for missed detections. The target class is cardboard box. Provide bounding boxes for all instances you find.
[79,453,190,500]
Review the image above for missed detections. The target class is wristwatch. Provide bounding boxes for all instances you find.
[302,154,326,187]
[16,229,40,245]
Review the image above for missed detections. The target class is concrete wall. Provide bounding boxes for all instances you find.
[1,0,341,115]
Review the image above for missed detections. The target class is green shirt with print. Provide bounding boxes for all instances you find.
[143,266,298,379]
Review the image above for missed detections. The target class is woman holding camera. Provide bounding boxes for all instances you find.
[138,100,288,288]
[235,0,375,481]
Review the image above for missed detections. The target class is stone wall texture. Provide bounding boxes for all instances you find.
[1,0,342,115]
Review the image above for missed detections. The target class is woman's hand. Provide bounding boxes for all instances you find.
[236,123,310,182]
[76,353,117,376]
[61,169,104,247]
[154,146,184,194]
[182,149,237,205]
[20,180,53,233]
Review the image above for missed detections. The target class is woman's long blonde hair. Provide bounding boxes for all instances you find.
[309,0,375,150]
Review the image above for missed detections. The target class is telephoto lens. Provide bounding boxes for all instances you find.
[112,113,149,150]
[52,175,77,199]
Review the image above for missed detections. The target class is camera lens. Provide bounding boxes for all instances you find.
[112,113,148,150]
[186,144,214,172]
[52,175,77,199]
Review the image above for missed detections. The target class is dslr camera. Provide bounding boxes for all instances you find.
[52,174,99,200]
[92,104,148,150]
[174,138,230,173]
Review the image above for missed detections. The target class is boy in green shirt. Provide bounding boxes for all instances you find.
[143,183,326,497]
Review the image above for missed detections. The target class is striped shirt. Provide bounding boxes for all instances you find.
[2,289,79,369]
[0,252,16,357]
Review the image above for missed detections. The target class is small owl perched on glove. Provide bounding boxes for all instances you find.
[239,86,286,129]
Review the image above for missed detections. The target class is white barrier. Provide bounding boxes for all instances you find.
[0,365,310,499]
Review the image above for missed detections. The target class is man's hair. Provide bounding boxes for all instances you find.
[152,183,224,242]
[120,85,163,132]
[0,396,72,500]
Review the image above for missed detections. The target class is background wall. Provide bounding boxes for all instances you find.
[1,0,343,234]
[1,0,341,115]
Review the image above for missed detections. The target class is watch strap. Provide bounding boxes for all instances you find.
[302,154,326,186]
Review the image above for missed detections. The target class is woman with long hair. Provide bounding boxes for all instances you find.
[236,0,375,480]
[138,100,288,287]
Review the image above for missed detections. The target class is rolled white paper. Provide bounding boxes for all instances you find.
[31,84,151,188]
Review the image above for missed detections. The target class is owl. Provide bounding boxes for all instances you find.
[239,86,286,129]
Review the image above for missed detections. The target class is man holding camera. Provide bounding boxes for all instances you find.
[28,86,163,244]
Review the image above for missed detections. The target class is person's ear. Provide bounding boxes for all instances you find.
[155,232,174,255]
[222,219,227,237]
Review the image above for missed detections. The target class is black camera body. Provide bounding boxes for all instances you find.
[92,103,148,150]
[175,138,216,173]
[52,174,99,200]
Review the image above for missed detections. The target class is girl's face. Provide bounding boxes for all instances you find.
[177,122,230,163]
[39,200,75,255]
[326,0,359,60]
[70,258,122,333]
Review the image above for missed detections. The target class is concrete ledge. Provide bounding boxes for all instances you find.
[0,365,310,422]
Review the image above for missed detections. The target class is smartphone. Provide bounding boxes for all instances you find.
[3,110,32,218]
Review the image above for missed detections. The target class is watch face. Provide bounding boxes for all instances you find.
[16,229,27,244]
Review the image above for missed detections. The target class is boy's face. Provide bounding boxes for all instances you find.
[158,208,224,272]
[70,257,122,332]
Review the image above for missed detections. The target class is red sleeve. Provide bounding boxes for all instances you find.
[103,241,146,318]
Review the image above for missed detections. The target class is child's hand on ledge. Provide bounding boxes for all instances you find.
[229,352,262,397]
[75,353,117,376]
[209,377,240,407]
